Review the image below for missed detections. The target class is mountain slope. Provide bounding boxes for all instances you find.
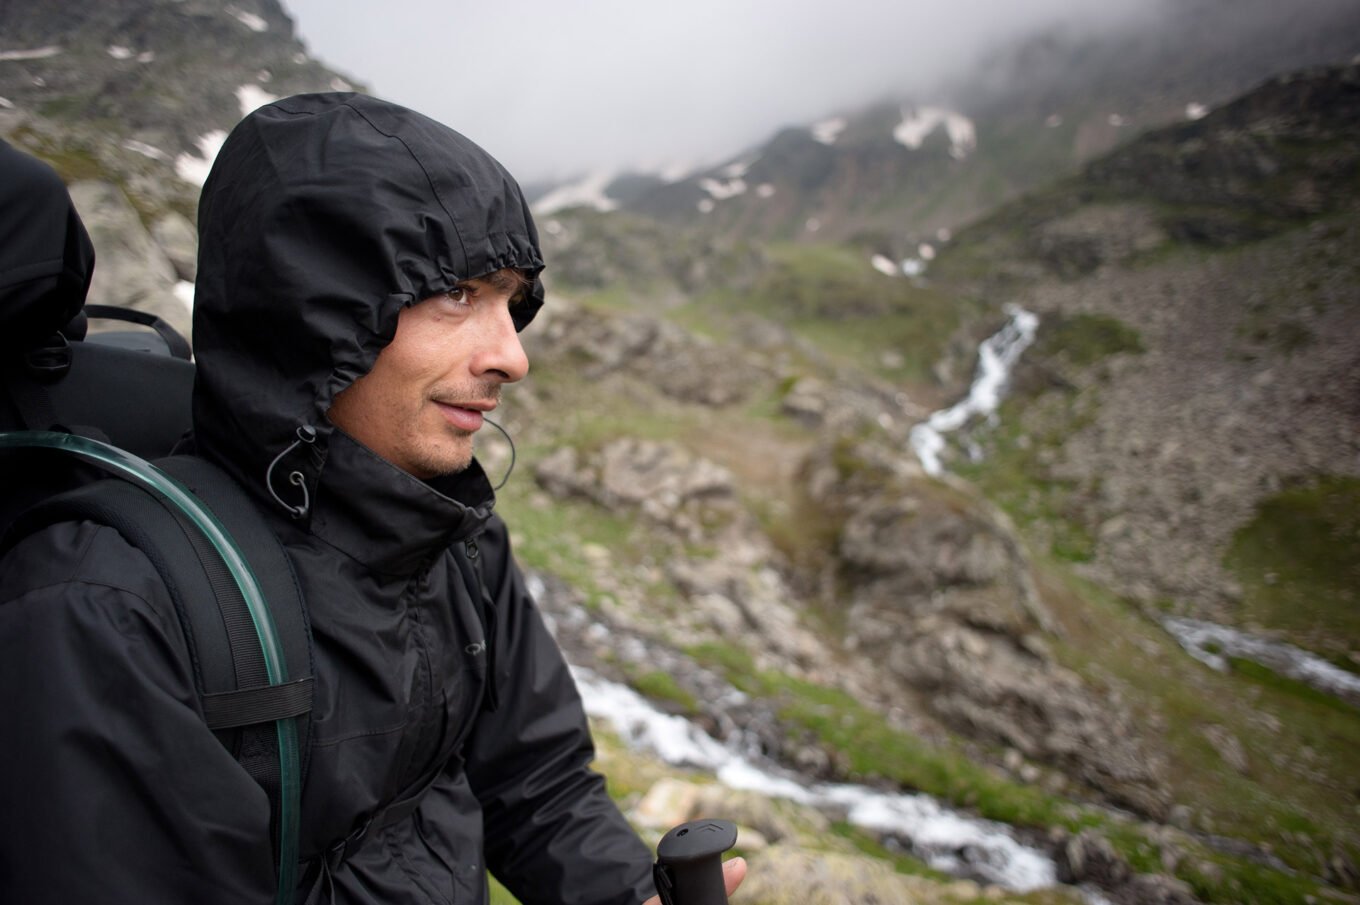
[536,0,1360,255]
[0,0,361,337]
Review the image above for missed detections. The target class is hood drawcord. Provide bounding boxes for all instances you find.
[483,417,516,491]
[266,425,319,519]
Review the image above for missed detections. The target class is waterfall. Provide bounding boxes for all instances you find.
[911,304,1038,475]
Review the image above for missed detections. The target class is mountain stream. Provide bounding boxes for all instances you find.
[573,667,1060,892]
[909,304,1039,477]
[905,307,1360,708]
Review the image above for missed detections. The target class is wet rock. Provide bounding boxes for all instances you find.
[1055,831,1131,887]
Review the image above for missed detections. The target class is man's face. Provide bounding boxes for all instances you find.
[326,271,529,478]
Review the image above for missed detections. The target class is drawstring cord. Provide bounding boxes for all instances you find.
[482,417,515,491]
[266,425,318,519]
[265,417,510,517]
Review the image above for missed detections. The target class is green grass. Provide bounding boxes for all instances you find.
[671,241,984,386]
[1036,563,1360,899]
[488,874,521,905]
[1223,475,1360,658]
[954,395,1100,563]
[1030,311,1145,368]
[628,669,701,715]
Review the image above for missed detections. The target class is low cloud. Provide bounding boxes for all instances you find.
[282,0,1163,182]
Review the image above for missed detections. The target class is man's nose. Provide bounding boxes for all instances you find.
[473,304,529,383]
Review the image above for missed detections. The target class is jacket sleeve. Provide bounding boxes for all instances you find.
[463,516,656,905]
[0,520,276,905]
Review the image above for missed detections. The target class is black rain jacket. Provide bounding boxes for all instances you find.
[0,94,655,905]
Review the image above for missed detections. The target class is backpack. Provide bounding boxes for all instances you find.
[0,305,315,905]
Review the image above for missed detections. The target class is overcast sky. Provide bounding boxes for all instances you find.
[279,0,1158,183]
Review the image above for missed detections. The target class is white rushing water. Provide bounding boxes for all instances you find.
[1162,616,1360,704]
[910,304,1039,476]
[574,668,1058,891]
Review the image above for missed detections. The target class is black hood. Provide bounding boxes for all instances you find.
[0,140,95,354]
[191,93,544,518]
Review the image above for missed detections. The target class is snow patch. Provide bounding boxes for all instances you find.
[173,281,196,312]
[894,105,977,159]
[805,217,821,233]
[0,96,13,109]
[228,6,268,32]
[719,156,756,179]
[698,176,747,201]
[755,183,776,199]
[293,52,307,65]
[107,45,133,60]
[936,227,952,242]
[330,77,352,92]
[697,198,716,214]
[871,254,898,276]
[532,172,619,215]
[918,242,936,262]
[812,116,846,145]
[658,162,693,183]
[1045,113,1063,128]
[175,130,229,187]
[0,46,62,61]
[236,83,278,116]
[901,258,926,277]
[1185,102,1208,121]
[123,139,169,161]
[137,51,155,63]
[1107,113,1128,127]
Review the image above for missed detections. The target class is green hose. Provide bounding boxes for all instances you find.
[0,430,301,903]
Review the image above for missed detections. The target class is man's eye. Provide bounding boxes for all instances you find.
[446,287,469,305]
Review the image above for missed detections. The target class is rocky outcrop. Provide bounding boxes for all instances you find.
[69,180,192,341]
[534,437,830,673]
[800,438,1170,816]
[525,298,770,406]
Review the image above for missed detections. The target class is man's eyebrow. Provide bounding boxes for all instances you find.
[458,271,529,302]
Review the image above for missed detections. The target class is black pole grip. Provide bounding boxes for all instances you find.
[653,819,738,905]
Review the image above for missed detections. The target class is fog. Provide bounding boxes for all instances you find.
[280,0,1162,183]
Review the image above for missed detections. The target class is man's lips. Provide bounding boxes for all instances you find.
[434,400,493,432]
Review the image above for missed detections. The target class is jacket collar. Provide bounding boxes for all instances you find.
[306,429,495,576]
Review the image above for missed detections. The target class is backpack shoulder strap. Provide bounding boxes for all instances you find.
[156,455,314,746]
[3,450,313,896]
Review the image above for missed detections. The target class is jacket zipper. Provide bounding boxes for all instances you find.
[463,539,500,713]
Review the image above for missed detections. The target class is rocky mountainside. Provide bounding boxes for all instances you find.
[933,63,1360,630]
[0,0,360,338]
[4,3,1359,903]
[518,62,1360,904]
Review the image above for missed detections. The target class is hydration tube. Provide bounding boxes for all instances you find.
[0,430,302,903]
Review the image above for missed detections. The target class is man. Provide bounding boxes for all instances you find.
[0,94,743,903]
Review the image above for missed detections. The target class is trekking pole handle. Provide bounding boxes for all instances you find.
[653,819,738,905]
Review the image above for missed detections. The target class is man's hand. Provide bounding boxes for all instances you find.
[642,856,747,905]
